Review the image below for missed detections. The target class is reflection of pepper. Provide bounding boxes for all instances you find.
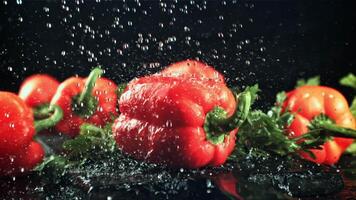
[283,85,356,165]
[51,68,118,137]
[213,172,242,200]
[19,74,59,109]
[113,64,252,168]
[0,92,62,176]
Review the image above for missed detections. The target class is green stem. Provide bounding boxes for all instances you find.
[79,123,105,136]
[33,103,52,119]
[312,123,356,139]
[34,105,63,133]
[204,87,253,144]
[34,135,54,155]
[308,114,356,139]
[72,67,103,117]
[78,68,103,105]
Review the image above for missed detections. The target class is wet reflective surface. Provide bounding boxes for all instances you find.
[1,152,356,199]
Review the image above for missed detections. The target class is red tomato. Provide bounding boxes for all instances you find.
[283,86,356,165]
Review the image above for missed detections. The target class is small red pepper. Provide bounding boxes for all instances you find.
[19,74,59,109]
[113,62,252,168]
[283,85,356,165]
[0,92,62,176]
[51,68,118,137]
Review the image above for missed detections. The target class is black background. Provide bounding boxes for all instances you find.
[1,0,356,108]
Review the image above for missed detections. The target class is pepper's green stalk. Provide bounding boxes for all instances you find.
[72,67,103,117]
[204,85,258,144]
[33,103,52,119]
[34,104,63,133]
[79,123,105,136]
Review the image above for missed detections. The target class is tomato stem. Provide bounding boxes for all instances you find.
[204,87,253,144]
[72,67,103,117]
[309,114,356,139]
[34,105,63,133]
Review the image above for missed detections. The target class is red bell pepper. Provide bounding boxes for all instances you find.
[0,92,62,176]
[19,74,59,109]
[283,85,356,165]
[112,65,252,168]
[51,68,118,137]
[160,59,225,83]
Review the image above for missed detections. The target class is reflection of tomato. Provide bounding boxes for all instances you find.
[0,142,44,176]
[213,172,242,200]
[283,85,356,165]
[19,74,59,108]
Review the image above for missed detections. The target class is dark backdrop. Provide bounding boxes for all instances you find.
[1,0,356,108]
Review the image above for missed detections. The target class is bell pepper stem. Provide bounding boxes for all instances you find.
[73,67,103,117]
[309,114,356,139]
[204,85,256,144]
[79,123,105,136]
[34,104,63,133]
[33,103,52,119]
[78,67,103,105]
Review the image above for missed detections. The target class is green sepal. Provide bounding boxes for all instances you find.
[296,76,320,88]
[339,73,356,90]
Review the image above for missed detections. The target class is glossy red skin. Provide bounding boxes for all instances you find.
[113,75,237,169]
[18,74,59,108]
[0,92,44,176]
[213,172,242,200]
[283,85,356,165]
[0,92,35,156]
[160,59,225,83]
[51,77,118,137]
